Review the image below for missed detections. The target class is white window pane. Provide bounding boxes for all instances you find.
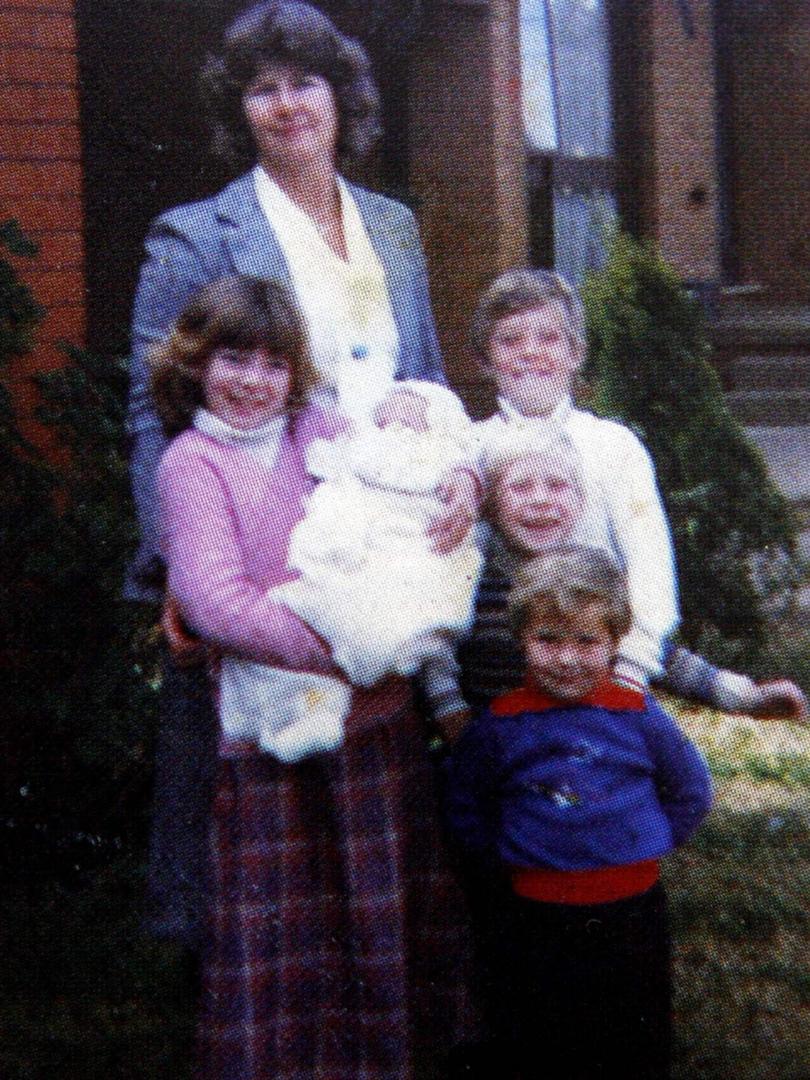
[553,189,616,284]
[521,0,558,151]
[547,0,614,157]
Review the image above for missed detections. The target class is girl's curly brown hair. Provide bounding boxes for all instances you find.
[200,1,382,170]
[149,275,317,435]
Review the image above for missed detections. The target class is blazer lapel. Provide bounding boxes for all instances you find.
[349,183,418,372]
[215,172,294,290]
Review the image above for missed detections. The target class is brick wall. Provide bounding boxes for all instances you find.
[639,0,721,283]
[0,0,85,423]
[409,0,526,417]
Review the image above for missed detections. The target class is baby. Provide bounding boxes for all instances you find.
[222,376,482,761]
[278,378,482,687]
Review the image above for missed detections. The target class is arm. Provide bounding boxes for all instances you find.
[644,697,713,848]
[421,648,471,744]
[660,643,808,722]
[158,444,332,672]
[128,213,221,590]
[606,430,679,687]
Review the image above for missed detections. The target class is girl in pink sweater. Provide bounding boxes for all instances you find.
[150,275,474,1078]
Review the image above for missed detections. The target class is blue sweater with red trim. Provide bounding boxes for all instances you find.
[445,683,712,872]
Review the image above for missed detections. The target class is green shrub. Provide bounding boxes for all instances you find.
[581,229,800,668]
[0,220,179,1077]
[0,220,160,881]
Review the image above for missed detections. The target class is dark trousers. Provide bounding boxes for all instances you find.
[465,877,671,1080]
[145,650,219,948]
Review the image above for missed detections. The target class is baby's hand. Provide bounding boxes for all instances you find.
[428,468,479,554]
[749,679,809,723]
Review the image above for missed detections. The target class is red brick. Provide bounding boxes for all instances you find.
[16,267,85,305]
[0,160,82,197]
[41,302,84,343]
[2,194,82,232]
[0,83,79,122]
[5,0,77,13]
[13,342,74,373]
[0,120,80,158]
[0,12,76,50]
[21,228,84,268]
[0,45,77,83]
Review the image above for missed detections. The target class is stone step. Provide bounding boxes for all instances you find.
[712,305,810,351]
[727,390,810,425]
[745,427,810,507]
[731,354,810,391]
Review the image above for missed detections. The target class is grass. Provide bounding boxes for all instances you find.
[2,697,809,1078]
[662,694,810,1079]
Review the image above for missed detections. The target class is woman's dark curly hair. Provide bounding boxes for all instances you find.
[201,1,382,169]
[149,275,317,435]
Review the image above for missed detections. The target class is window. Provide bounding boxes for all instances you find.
[521,0,617,284]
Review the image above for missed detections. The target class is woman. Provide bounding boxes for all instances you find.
[128,2,473,596]
[127,3,476,1076]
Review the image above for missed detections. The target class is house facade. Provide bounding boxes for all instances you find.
[2,0,808,419]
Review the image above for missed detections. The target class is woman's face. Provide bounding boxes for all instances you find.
[243,61,339,172]
[203,346,292,430]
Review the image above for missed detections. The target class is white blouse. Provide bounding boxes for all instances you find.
[253,166,399,399]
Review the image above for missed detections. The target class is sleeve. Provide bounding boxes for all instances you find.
[158,444,331,671]
[604,428,680,686]
[403,206,446,386]
[643,698,713,848]
[658,642,759,712]
[443,715,503,863]
[421,647,467,721]
[127,213,221,589]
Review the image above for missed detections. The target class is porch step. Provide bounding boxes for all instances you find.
[745,428,810,507]
[731,354,810,391]
[727,389,810,426]
[746,426,810,613]
[712,304,810,351]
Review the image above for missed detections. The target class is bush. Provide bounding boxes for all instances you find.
[0,221,179,1076]
[581,229,800,668]
[0,220,160,882]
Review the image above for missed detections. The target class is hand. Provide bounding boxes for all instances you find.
[161,595,209,668]
[428,468,480,554]
[750,679,809,723]
[439,708,472,746]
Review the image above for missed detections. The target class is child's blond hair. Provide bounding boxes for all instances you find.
[471,268,587,370]
[483,431,584,523]
[509,546,632,641]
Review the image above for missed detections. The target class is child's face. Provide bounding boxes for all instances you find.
[494,451,584,555]
[203,346,292,430]
[488,302,580,417]
[373,389,430,433]
[522,604,615,701]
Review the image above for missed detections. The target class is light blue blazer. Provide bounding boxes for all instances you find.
[126,171,444,600]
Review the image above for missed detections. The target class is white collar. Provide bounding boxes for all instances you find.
[193,408,287,448]
[497,395,573,427]
[253,166,361,262]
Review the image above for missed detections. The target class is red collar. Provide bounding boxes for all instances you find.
[491,683,645,717]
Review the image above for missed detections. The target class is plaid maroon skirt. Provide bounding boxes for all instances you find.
[197,686,477,1079]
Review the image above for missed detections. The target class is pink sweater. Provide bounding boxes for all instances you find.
[157,405,343,673]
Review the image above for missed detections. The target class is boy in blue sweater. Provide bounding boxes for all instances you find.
[445,546,713,1079]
